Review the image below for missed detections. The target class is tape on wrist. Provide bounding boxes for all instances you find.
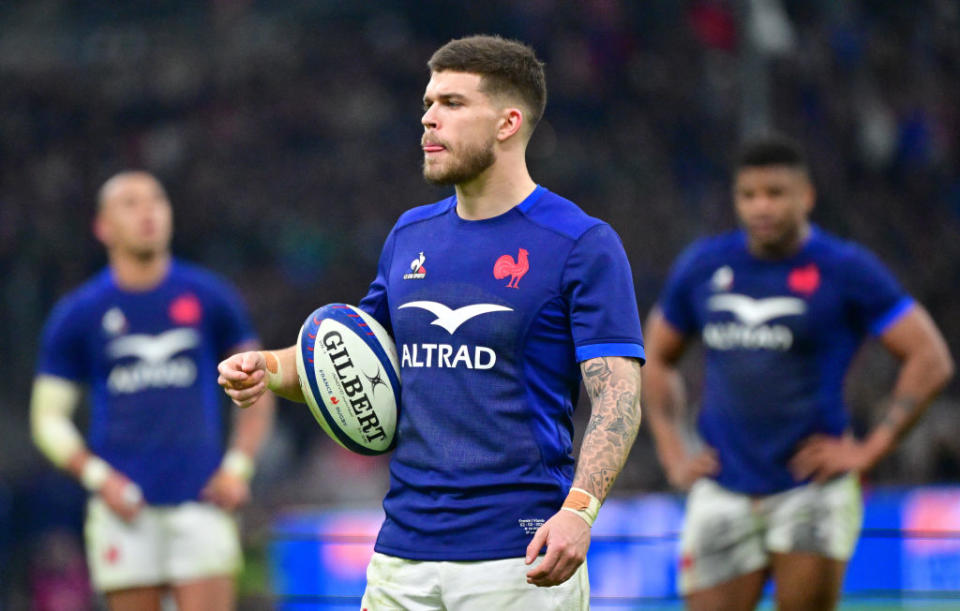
[222,448,254,481]
[81,456,111,492]
[262,351,282,392]
[122,482,143,507]
[561,487,601,527]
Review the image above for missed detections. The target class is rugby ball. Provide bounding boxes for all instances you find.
[295,304,400,455]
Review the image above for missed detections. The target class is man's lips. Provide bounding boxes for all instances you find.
[422,143,445,153]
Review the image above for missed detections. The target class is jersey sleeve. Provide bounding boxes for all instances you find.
[36,298,88,382]
[206,276,258,354]
[841,244,914,336]
[657,242,702,335]
[563,223,645,363]
[358,227,396,337]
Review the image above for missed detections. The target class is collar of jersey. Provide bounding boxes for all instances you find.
[737,224,821,262]
[449,184,546,225]
[106,259,176,295]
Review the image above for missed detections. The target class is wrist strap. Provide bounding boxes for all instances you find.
[81,456,111,492]
[262,351,282,391]
[222,448,254,481]
[561,487,601,527]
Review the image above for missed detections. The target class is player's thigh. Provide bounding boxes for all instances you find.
[685,569,767,611]
[173,575,235,611]
[105,585,165,611]
[441,556,589,611]
[764,473,863,561]
[770,552,845,611]
[679,478,768,597]
[85,497,166,592]
[361,552,444,611]
[164,502,242,584]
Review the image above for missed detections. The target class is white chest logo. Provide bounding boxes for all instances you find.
[107,328,200,363]
[398,301,512,334]
[707,294,806,326]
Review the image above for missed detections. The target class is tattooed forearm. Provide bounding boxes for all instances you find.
[879,396,921,438]
[574,356,643,501]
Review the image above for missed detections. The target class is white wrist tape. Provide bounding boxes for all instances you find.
[222,448,254,481]
[262,351,283,392]
[30,376,84,468]
[122,482,143,506]
[81,456,111,492]
[561,487,601,527]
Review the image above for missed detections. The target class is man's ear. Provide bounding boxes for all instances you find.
[93,215,110,247]
[803,182,816,215]
[496,107,524,142]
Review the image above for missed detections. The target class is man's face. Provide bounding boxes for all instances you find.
[421,71,500,185]
[96,172,173,258]
[733,165,814,253]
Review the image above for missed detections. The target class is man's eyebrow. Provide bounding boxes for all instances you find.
[424,92,467,104]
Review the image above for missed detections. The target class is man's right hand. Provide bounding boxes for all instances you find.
[100,470,144,522]
[218,351,268,408]
[665,448,720,490]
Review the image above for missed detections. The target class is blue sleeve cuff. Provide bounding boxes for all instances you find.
[576,342,646,364]
[869,297,914,336]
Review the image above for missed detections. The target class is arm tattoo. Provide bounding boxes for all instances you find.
[880,396,921,437]
[574,357,643,501]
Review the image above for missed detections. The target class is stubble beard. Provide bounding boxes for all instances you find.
[422,137,496,186]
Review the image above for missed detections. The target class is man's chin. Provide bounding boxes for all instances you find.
[129,245,167,260]
[422,166,458,186]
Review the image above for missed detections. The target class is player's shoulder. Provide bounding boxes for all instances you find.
[806,226,887,268]
[673,230,744,272]
[42,268,113,331]
[393,196,455,230]
[519,187,607,241]
[51,268,113,314]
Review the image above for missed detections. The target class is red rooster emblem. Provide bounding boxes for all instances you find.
[493,248,529,288]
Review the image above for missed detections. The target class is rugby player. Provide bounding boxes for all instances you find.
[219,35,645,609]
[31,171,275,611]
[644,134,954,610]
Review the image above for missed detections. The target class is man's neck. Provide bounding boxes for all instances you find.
[747,223,812,259]
[454,154,537,220]
[109,251,172,291]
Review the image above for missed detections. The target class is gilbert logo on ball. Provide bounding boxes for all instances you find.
[295,304,400,455]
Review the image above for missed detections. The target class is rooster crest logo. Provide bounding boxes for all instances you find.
[403,252,427,280]
[493,248,529,289]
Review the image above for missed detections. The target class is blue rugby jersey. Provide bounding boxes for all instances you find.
[359,185,645,560]
[659,226,913,495]
[36,260,256,505]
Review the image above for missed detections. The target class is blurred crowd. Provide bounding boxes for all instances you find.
[1,0,959,607]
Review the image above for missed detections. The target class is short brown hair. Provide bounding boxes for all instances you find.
[428,35,547,133]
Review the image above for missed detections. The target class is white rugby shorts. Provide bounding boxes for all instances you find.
[85,497,241,592]
[679,474,863,595]
[361,551,590,610]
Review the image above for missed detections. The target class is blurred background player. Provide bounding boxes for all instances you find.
[29,171,275,611]
[643,134,954,610]
[218,35,644,609]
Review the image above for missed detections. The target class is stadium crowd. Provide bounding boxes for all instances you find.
[1,0,958,607]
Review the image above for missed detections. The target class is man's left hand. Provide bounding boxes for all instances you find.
[524,509,590,587]
[789,434,874,483]
[201,468,251,511]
